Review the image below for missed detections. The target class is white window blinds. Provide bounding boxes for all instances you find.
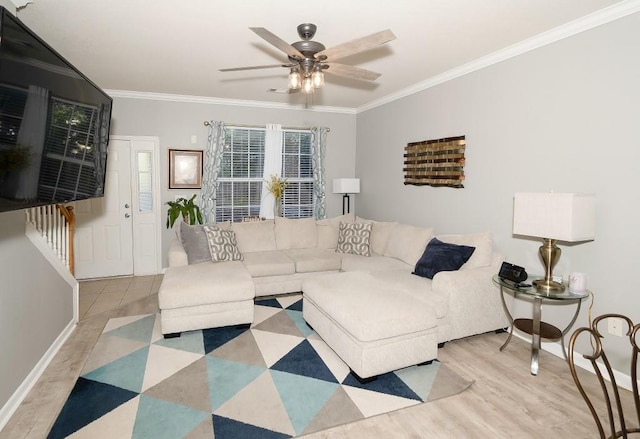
[215,126,315,222]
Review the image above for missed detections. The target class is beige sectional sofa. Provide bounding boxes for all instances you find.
[161,213,508,347]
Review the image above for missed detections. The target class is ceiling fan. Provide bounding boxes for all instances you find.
[219,23,396,94]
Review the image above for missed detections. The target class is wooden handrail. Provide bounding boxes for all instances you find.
[56,204,75,276]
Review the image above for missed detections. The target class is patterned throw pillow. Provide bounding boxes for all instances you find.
[204,226,243,262]
[336,222,372,257]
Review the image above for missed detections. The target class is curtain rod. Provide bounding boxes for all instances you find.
[203,121,329,132]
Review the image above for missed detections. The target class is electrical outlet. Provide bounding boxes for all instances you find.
[608,317,624,337]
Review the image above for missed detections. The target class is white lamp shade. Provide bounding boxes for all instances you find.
[513,193,595,242]
[333,178,360,194]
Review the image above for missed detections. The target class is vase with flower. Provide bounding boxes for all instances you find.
[265,174,288,217]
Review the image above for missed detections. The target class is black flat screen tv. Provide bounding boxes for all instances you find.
[0,7,112,213]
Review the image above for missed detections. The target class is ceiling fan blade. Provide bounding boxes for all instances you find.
[324,63,381,81]
[315,29,396,61]
[219,63,293,72]
[250,27,304,59]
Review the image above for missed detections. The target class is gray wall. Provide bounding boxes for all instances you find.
[356,13,640,369]
[109,98,356,267]
[0,210,74,408]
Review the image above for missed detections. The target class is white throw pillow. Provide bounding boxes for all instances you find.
[436,232,493,269]
[383,223,435,266]
[275,216,318,250]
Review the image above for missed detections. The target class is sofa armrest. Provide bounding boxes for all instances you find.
[168,238,188,267]
[432,253,509,342]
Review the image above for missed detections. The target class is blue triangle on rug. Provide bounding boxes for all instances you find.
[47,377,138,439]
[202,324,250,354]
[286,298,303,311]
[271,339,338,383]
[133,394,210,438]
[255,298,283,308]
[342,367,423,401]
[213,415,291,439]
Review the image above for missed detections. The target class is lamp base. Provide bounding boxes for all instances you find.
[535,238,566,293]
[533,278,566,292]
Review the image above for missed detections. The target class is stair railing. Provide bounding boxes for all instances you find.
[25,204,75,276]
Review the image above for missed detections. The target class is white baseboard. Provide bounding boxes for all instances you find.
[0,319,76,432]
[513,331,636,391]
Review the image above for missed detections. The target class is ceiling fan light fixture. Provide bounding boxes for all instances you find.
[288,68,301,89]
[302,76,314,94]
[312,66,324,88]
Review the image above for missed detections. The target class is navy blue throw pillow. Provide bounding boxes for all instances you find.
[413,238,476,279]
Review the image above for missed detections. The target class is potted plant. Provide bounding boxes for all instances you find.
[166,194,204,228]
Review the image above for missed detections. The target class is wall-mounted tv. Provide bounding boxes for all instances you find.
[0,7,112,213]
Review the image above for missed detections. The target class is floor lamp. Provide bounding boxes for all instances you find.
[333,178,360,214]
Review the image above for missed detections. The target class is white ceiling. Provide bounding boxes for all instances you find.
[14,0,636,110]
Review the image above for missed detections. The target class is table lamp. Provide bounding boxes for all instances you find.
[512,192,595,292]
[333,178,360,214]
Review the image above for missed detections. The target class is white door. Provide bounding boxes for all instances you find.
[74,137,161,279]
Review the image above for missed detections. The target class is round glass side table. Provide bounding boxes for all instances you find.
[492,275,588,376]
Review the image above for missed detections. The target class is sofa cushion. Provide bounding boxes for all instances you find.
[383,223,435,266]
[204,226,243,262]
[284,248,343,273]
[242,251,295,277]
[356,217,399,255]
[303,272,437,342]
[336,222,372,256]
[316,213,355,249]
[340,254,411,272]
[413,238,475,279]
[159,261,254,310]
[232,220,276,253]
[436,232,493,269]
[275,216,318,250]
[369,269,448,319]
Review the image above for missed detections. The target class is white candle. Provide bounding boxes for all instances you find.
[569,272,587,294]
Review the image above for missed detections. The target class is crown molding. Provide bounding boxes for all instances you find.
[356,0,640,114]
[104,90,357,115]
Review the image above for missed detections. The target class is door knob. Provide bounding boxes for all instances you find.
[124,203,130,208]
[124,213,130,218]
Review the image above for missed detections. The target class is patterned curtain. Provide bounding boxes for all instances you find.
[310,126,328,219]
[201,121,225,223]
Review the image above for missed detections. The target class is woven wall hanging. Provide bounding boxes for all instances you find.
[403,135,466,188]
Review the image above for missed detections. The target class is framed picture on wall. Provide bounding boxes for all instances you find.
[169,149,203,189]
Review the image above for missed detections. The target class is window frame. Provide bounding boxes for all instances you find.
[215,126,315,222]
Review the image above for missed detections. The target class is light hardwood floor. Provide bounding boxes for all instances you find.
[1,278,635,439]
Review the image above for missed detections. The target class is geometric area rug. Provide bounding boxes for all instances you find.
[47,294,473,438]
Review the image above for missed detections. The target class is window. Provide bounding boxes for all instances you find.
[216,126,314,222]
[282,130,314,218]
[137,151,153,212]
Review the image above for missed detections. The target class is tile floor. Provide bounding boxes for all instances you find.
[78,274,164,320]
